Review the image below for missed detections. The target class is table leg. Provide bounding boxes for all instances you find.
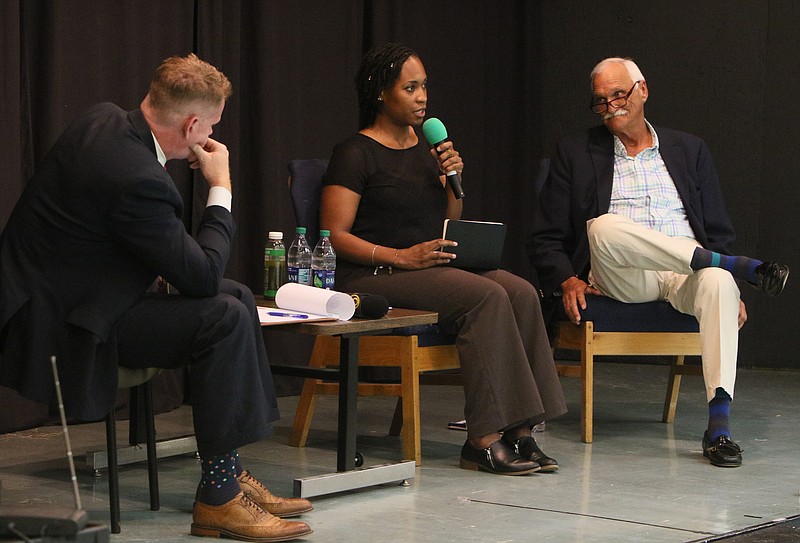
[337,335,359,471]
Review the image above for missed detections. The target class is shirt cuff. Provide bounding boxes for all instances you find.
[207,186,232,212]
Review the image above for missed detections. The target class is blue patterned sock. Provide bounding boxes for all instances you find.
[196,450,240,506]
[707,388,732,442]
[690,248,761,284]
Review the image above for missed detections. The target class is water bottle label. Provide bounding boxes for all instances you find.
[313,269,335,289]
[289,267,312,285]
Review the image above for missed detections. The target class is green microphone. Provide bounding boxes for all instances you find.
[422,117,465,199]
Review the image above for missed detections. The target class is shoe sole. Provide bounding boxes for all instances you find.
[772,269,789,296]
[459,458,539,475]
[191,524,313,542]
[703,451,741,468]
[269,505,314,518]
[537,464,559,473]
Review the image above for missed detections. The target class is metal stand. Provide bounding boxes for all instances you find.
[85,435,197,472]
[269,325,428,498]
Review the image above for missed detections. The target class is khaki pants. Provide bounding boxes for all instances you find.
[587,214,740,401]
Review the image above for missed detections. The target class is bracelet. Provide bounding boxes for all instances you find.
[391,249,400,267]
[370,244,379,265]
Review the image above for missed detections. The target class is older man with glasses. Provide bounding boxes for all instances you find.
[527,57,789,468]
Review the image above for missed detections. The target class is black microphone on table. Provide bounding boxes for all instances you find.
[350,293,390,319]
[422,117,465,199]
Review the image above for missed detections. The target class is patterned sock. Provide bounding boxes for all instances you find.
[690,247,761,284]
[707,388,732,442]
[196,450,241,506]
[233,450,243,476]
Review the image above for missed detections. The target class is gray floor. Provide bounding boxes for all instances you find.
[2,362,800,543]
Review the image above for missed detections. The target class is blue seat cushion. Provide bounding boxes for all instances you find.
[555,295,699,333]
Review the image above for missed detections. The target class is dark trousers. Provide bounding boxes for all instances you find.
[116,279,279,457]
[336,266,567,439]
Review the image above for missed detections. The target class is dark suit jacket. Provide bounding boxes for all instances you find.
[0,103,235,421]
[528,124,736,297]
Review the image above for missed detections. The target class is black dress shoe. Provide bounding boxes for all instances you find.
[702,431,742,467]
[504,435,559,472]
[754,262,789,296]
[460,440,540,475]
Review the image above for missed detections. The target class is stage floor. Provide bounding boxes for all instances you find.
[2,361,799,543]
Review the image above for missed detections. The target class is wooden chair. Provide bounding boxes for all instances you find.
[285,159,460,465]
[530,158,703,443]
[552,295,702,443]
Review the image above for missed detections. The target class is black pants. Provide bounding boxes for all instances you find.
[116,279,279,457]
[337,267,567,439]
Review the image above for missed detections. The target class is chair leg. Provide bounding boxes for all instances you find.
[289,337,340,447]
[400,340,422,465]
[663,355,685,423]
[289,378,322,447]
[142,382,159,511]
[581,322,594,444]
[105,410,121,534]
[389,398,403,436]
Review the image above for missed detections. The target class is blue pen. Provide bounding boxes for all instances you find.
[268,311,309,319]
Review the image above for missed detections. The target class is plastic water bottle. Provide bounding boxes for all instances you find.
[287,227,313,286]
[263,231,286,299]
[311,229,336,289]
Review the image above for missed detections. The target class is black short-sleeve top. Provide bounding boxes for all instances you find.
[323,133,447,271]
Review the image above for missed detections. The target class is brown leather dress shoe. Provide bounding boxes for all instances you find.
[191,492,312,542]
[239,470,314,518]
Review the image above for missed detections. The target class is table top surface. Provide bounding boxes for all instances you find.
[257,297,438,336]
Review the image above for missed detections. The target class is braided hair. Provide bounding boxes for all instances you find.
[355,43,418,129]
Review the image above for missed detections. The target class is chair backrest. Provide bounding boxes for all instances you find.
[288,159,329,248]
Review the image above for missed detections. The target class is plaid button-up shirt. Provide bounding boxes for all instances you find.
[609,121,695,239]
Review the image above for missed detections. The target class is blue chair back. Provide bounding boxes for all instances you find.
[288,159,329,248]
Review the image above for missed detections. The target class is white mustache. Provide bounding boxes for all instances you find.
[603,108,629,120]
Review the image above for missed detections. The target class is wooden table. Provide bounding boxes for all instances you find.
[261,305,438,497]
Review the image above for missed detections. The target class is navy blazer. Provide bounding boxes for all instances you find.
[528,124,736,297]
[0,103,235,420]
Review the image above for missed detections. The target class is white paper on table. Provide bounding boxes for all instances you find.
[257,306,336,326]
[274,283,355,321]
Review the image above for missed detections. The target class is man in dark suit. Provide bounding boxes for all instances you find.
[0,54,312,540]
[528,57,789,468]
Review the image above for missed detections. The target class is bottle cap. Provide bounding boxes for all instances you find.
[319,229,330,237]
[295,226,307,234]
[268,231,283,240]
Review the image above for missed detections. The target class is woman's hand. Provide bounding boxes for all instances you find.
[430,141,463,179]
[394,239,458,270]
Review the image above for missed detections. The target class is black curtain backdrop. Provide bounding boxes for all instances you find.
[2,1,799,429]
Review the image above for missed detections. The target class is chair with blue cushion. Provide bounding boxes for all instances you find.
[531,159,703,443]
[552,296,702,443]
[285,159,460,465]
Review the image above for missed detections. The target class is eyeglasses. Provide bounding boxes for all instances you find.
[589,81,641,114]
